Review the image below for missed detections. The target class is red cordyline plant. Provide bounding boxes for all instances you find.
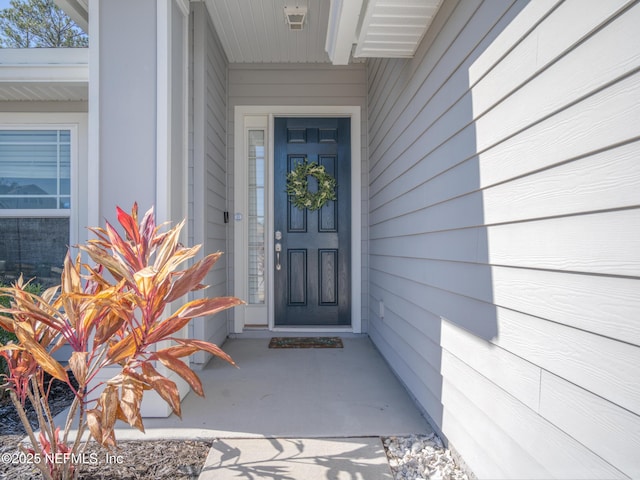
[0,204,242,480]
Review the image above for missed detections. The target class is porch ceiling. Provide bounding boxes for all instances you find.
[204,0,444,64]
[204,0,334,63]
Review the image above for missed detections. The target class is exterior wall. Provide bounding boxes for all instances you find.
[92,0,158,219]
[190,2,230,361]
[367,0,640,478]
[89,0,191,416]
[228,63,369,330]
[91,0,187,225]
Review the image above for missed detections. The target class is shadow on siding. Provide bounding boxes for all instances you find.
[366,0,530,445]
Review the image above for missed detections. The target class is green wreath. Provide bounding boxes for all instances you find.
[286,159,337,211]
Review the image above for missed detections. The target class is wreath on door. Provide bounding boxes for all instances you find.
[286,159,337,211]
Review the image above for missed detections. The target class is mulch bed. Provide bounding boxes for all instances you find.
[0,377,211,479]
[0,437,211,480]
[0,375,78,436]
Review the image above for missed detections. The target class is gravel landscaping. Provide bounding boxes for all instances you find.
[384,434,470,480]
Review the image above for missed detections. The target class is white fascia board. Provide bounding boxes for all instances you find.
[0,48,88,83]
[325,0,364,65]
[54,0,89,33]
[0,66,88,83]
[0,48,88,64]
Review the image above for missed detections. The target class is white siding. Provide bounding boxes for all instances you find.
[367,0,640,478]
[190,2,230,361]
[228,63,369,329]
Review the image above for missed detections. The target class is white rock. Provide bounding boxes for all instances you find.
[383,434,468,480]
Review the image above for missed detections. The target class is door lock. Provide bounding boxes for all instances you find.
[275,242,282,271]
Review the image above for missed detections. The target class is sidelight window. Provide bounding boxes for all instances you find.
[247,129,265,304]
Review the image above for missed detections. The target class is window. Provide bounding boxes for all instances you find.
[0,130,71,210]
[247,130,265,304]
[0,128,74,287]
[233,111,270,329]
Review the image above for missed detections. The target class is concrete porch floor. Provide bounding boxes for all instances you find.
[117,335,432,440]
[85,335,434,478]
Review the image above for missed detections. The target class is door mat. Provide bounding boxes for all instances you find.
[268,337,344,349]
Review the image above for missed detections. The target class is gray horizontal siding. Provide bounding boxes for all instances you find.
[228,63,369,329]
[190,2,229,362]
[367,0,640,478]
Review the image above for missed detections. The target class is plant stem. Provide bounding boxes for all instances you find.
[62,393,80,443]
[27,376,54,449]
[9,390,55,480]
[41,379,58,452]
[70,406,86,459]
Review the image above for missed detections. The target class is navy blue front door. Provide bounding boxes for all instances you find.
[274,117,351,326]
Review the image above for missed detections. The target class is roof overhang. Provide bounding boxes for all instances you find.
[54,0,89,33]
[50,0,444,66]
[0,48,88,101]
[326,0,444,64]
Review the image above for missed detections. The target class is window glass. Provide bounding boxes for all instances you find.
[248,130,265,304]
[0,217,69,288]
[0,130,71,210]
[0,129,72,288]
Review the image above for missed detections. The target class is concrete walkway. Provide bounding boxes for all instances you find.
[115,336,432,478]
[200,437,394,479]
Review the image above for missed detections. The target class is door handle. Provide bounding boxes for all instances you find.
[275,242,282,271]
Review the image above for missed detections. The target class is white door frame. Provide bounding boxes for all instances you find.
[233,105,361,334]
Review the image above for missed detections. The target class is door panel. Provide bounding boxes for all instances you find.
[274,117,351,326]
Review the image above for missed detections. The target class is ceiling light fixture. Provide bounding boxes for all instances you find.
[284,5,307,31]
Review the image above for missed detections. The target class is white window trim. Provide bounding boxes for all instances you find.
[234,105,362,334]
[235,115,270,327]
[0,113,86,251]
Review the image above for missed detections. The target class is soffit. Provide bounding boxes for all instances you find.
[0,83,88,102]
[0,49,88,102]
[54,0,89,33]
[355,0,443,58]
[204,0,333,63]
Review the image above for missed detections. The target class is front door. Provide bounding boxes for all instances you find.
[274,117,351,326]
